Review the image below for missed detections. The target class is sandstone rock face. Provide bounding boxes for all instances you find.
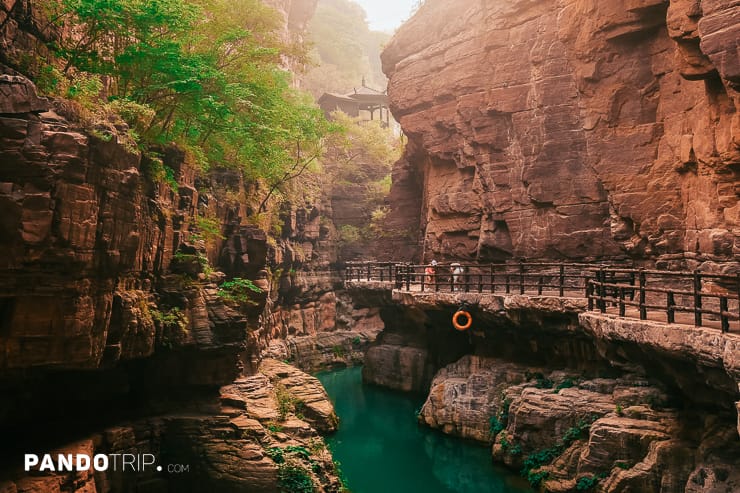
[372,155,423,262]
[257,270,385,372]
[0,77,248,381]
[421,354,740,493]
[0,74,46,113]
[265,329,377,372]
[580,312,740,407]
[382,0,740,264]
[0,363,342,493]
[0,0,60,75]
[363,342,430,392]
[263,0,318,54]
[420,355,531,441]
[257,358,339,432]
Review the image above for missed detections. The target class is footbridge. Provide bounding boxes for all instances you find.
[344,261,740,333]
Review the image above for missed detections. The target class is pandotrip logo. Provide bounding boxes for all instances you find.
[24,454,191,474]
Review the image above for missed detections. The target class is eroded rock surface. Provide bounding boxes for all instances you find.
[420,354,740,493]
[256,358,339,432]
[0,363,342,493]
[382,0,740,264]
[260,274,384,372]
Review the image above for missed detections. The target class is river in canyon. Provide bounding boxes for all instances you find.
[317,367,533,493]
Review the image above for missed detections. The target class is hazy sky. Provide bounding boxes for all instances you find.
[353,0,418,32]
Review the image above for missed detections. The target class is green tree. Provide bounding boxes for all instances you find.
[41,0,332,199]
[325,111,400,183]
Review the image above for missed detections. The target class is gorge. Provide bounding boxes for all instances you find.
[1,0,740,492]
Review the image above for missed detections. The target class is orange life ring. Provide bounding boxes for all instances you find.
[452,310,472,331]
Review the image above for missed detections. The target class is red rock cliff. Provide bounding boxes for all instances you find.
[382,0,739,266]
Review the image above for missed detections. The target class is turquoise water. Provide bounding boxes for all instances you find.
[317,367,532,493]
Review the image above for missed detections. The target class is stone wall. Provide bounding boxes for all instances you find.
[382,0,739,265]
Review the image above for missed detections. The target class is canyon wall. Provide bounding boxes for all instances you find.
[0,0,357,491]
[382,0,739,266]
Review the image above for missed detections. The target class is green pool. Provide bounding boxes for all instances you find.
[317,367,533,493]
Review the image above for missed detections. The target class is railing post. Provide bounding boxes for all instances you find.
[380,266,384,282]
[505,272,510,294]
[639,269,647,320]
[720,296,729,333]
[478,273,483,293]
[395,265,401,289]
[538,276,543,295]
[366,264,371,281]
[598,268,606,313]
[420,266,426,292]
[464,270,470,293]
[559,264,565,297]
[406,265,411,291]
[519,261,525,295]
[490,264,494,293]
[619,287,625,317]
[693,270,702,327]
[587,279,594,311]
[667,291,675,324]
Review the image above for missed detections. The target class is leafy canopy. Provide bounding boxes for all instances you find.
[43,0,332,188]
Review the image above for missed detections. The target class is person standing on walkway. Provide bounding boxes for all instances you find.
[425,260,438,287]
[451,262,463,291]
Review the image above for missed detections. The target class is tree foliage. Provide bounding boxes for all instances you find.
[322,112,400,253]
[41,0,331,192]
[325,111,400,182]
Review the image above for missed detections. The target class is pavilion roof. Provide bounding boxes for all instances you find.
[318,79,388,108]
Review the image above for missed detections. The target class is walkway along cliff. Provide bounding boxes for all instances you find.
[349,261,740,491]
[1,0,739,492]
[361,0,740,491]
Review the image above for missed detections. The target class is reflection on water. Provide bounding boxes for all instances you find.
[317,367,532,493]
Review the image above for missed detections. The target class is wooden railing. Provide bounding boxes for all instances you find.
[390,262,593,297]
[344,262,399,283]
[344,261,740,332]
[587,267,739,333]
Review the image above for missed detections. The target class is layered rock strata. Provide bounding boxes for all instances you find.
[260,272,384,372]
[356,280,740,492]
[0,359,342,493]
[0,2,357,492]
[421,355,740,493]
[0,74,256,429]
[382,0,740,265]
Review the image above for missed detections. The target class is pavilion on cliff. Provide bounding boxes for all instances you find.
[318,78,391,127]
